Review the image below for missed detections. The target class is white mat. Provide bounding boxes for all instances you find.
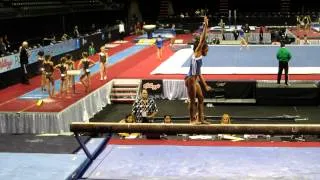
[151,46,320,75]
[113,40,128,44]
[104,44,119,48]
[174,39,184,44]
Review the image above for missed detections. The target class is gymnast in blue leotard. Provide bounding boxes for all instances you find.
[239,29,248,49]
[185,16,212,125]
[155,35,164,60]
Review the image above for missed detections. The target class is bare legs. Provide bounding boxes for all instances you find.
[41,73,46,91]
[60,78,68,98]
[157,47,163,60]
[99,62,107,80]
[240,37,248,49]
[185,77,209,124]
[80,73,90,92]
[46,77,55,97]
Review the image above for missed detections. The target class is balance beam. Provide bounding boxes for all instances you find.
[70,123,320,135]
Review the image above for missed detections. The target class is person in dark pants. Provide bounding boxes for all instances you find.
[277,42,292,86]
[19,41,30,84]
[131,89,158,123]
[232,30,239,40]
[118,21,125,41]
[259,26,264,44]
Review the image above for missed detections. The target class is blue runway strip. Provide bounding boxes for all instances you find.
[19,45,147,100]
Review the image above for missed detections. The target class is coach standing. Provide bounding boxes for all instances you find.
[276,42,292,86]
[20,41,30,84]
[118,21,125,42]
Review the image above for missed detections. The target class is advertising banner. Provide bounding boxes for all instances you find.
[0,39,80,74]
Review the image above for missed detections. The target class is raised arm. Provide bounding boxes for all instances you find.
[195,16,209,54]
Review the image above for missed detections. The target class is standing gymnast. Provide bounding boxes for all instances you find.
[99,46,108,80]
[55,57,68,97]
[37,50,45,91]
[185,16,212,125]
[65,54,75,94]
[43,55,55,97]
[170,24,176,46]
[155,35,164,60]
[78,52,95,93]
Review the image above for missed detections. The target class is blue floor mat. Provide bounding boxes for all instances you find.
[84,144,320,179]
[0,153,87,180]
[183,45,320,67]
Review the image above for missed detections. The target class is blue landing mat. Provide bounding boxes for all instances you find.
[76,138,106,156]
[182,45,320,68]
[0,153,87,180]
[84,144,320,179]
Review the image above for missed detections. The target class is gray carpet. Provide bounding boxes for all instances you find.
[0,135,90,154]
[90,100,320,123]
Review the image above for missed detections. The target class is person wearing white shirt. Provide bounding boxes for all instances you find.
[119,21,125,41]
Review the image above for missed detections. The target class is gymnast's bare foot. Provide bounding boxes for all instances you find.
[189,114,198,124]
[190,121,202,125]
[200,120,211,124]
[198,114,210,124]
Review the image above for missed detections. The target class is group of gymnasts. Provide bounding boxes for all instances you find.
[38,46,109,97]
[296,15,312,32]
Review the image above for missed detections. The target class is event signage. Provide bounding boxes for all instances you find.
[0,39,80,74]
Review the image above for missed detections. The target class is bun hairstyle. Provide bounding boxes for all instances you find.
[37,50,44,56]
[65,54,72,60]
[82,52,89,58]
[60,57,67,64]
[44,54,51,61]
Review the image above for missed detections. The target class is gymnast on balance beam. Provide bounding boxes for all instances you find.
[185,16,212,125]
